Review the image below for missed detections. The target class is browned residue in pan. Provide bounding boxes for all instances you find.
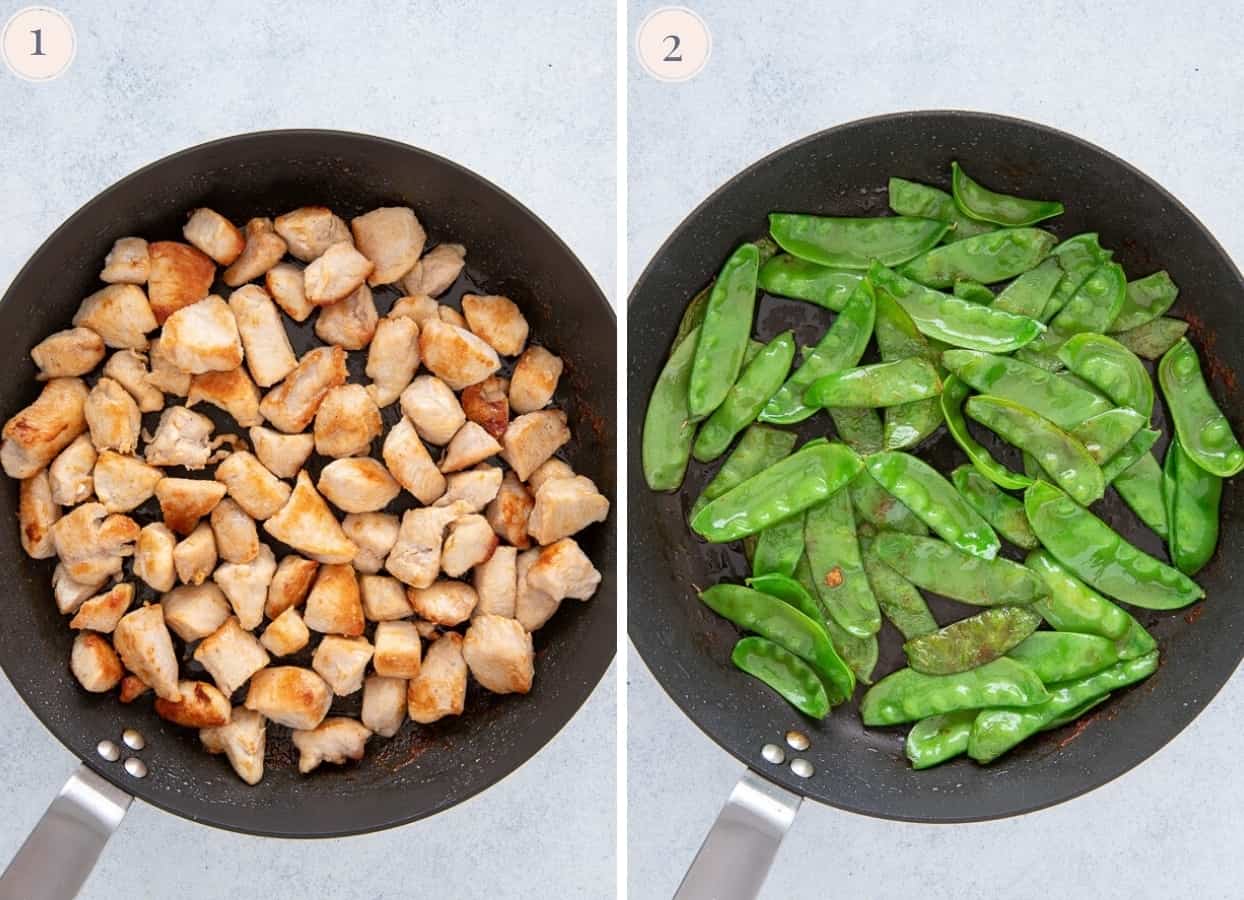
[1188,311,1239,396]
[1185,604,1207,626]
[1056,713,1099,750]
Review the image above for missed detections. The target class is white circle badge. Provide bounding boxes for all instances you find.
[636,6,711,83]
[3,6,75,82]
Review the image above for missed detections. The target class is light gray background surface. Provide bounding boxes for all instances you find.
[0,3,616,899]
[628,2,1244,898]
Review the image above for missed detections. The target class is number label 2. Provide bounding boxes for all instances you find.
[662,34,682,62]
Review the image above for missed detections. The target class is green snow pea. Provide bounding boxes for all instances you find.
[886,177,998,242]
[905,710,978,769]
[804,489,880,637]
[875,287,944,449]
[1100,429,1161,484]
[1024,481,1204,609]
[769,213,949,269]
[950,464,1038,549]
[941,376,1032,491]
[873,533,1048,607]
[1041,233,1113,322]
[1114,316,1189,360]
[642,324,701,491]
[1159,337,1244,477]
[990,257,1063,318]
[1057,333,1154,419]
[942,348,1111,428]
[792,554,878,683]
[849,470,928,535]
[751,514,805,579]
[861,657,1049,726]
[757,254,863,311]
[693,331,796,462]
[829,408,884,454]
[903,606,1043,675]
[1110,270,1179,333]
[731,636,830,719]
[1164,437,1222,576]
[747,571,823,624]
[688,243,761,418]
[858,530,938,639]
[898,228,1057,289]
[760,279,876,424]
[691,425,797,519]
[866,451,1000,558]
[1070,408,1147,465]
[950,162,1065,226]
[1024,262,1128,362]
[1111,451,1170,539]
[1042,695,1110,731]
[805,358,942,408]
[953,281,995,303]
[1007,631,1119,684]
[672,284,711,356]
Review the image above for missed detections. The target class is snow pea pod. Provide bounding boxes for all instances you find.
[1058,333,1154,419]
[805,358,942,408]
[768,213,949,269]
[858,530,938,639]
[1159,337,1244,477]
[1024,481,1204,609]
[861,657,1049,726]
[1164,437,1222,576]
[1111,451,1170,540]
[875,287,943,449]
[1070,408,1147,464]
[829,408,883,454]
[1110,270,1179,333]
[690,425,797,518]
[747,571,823,623]
[1042,695,1110,731]
[1007,631,1119,684]
[887,177,997,242]
[950,162,1065,226]
[688,243,761,418]
[1049,261,1128,344]
[942,348,1111,429]
[693,331,796,462]
[1100,429,1160,484]
[792,554,878,683]
[953,281,994,304]
[751,513,805,578]
[849,470,928,535]
[731,636,830,719]
[905,710,977,769]
[950,464,1038,549]
[898,228,1057,289]
[990,257,1062,318]
[1041,233,1113,322]
[671,284,711,356]
[642,324,701,491]
[866,451,1000,559]
[804,489,880,638]
[903,606,1042,675]
[941,376,1032,491]
[873,533,1048,607]
[1114,316,1188,360]
[757,254,862,311]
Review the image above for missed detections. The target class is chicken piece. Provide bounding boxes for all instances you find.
[84,378,140,454]
[265,554,319,619]
[400,375,465,446]
[119,674,150,703]
[147,241,215,323]
[408,579,477,626]
[441,515,498,577]
[228,285,297,387]
[474,546,517,618]
[486,470,533,548]
[317,458,400,514]
[113,604,181,700]
[315,282,378,350]
[365,316,420,407]
[528,458,575,492]
[102,350,164,412]
[133,522,176,592]
[389,293,439,325]
[303,563,364,636]
[461,294,528,357]
[511,344,564,413]
[174,522,217,585]
[385,503,469,588]
[99,237,150,284]
[31,328,106,380]
[248,426,314,479]
[155,679,231,728]
[313,384,382,458]
[407,633,466,724]
[210,497,259,564]
[418,320,501,390]
[1,377,89,479]
[359,574,411,622]
[373,620,421,679]
[18,469,58,558]
[439,421,502,473]
[527,537,601,603]
[401,243,465,298]
[144,406,215,469]
[194,617,270,696]
[304,241,374,306]
[351,207,425,285]
[360,674,407,738]
[260,607,310,657]
[48,434,96,506]
[263,262,313,322]
[160,295,244,374]
[93,451,162,513]
[50,502,139,583]
[53,563,107,615]
[245,666,332,730]
[312,635,374,696]
[439,306,468,329]
[463,614,534,694]
[528,475,610,545]
[501,409,571,481]
[72,284,158,349]
[516,548,560,631]
[341,512,399,574]
[460,376,509,440]
[382,417,445,504]
[155,476,227,534]
[162,583,231,641]
[214,543,278,630]
[70,632,124,693]
[259,345,347,433]
[223,218,287,288]
[183,208,245,266]
[412,620,441,641]
[215,451,291,520]
[274,206,352,263]
[437,464,505,514]
[263,470,357,563]
[69,583,133,633]
[292,717,371,773]
[187,367,262,427]
[200,706,266,785]
[146,337,191,396]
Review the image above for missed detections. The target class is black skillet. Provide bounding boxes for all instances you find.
[628,110,1244,894]
[0,130,615,891]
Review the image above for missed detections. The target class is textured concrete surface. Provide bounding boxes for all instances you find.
[0,2,615,899]
[628,2,1244,898]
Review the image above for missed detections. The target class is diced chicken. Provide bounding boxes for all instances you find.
[382,416,445,504]
[119,675,150,703]
[245,666,333,730]
[264,556,319,621]
[527,538,601,602]
[408,579,477,626]
[304,241,374,306]
[187,367,263,427]
[72,284,157,349]
[144,406,215,469]
[31,328,106,379]
[341,512,399,575]
[401,243,465,298]
[18,469,58,558]
[400,376,465,446]
[103,349,164,412]
[463,614,534,694]
[223,218,287,287]
[509,345,564,414]
[99,237,150,284]
[93,450,162,513]
[303,563,364,636]
[54,563,108,615]
[262,470,357,564]
[373,620,422,678]
[413,620,441,640]
[312,635,374,695]
[439,421,502,473]
[210,497,259,564]
[313,384,382,458]
[292,717,371,773]
[248,426,314,479]
[84,378,140,454]
[70,632,124,693]
[155,679,231,728]
[183,208,245,266]
[407,633,466,724]
[50,502,139,583]
[174,522,217,585]
[516,548,560,631]
[351,207,425,285]
[214,543,278,630]
[147,241,215,323]
[200,706,266,785]
[113,604,181,700]
[162,583,230,641]
[418,320,501,390]
[441,515,498,577]
[69,583,133,633]
[259,345,347,433]
[365,316,420,407]
[260,607,310,657]
[439,465,504,513]
[474,546,517,618]
[160,295,244,374]
[317,458,400,513]
[384,503,469,588]
[528,475,610,545]
[501,409,570,481]
[439,306,468,329]
[1,377,88,478]
[228,285,297,387]
[133,522,177,592]
[155,476,227,534]
[361,675,407,738]
[315,282,378,350]
[274,207,352,263]
[215,451,291,520]
[460,376,509,439]
[528,458,575,492]
[389,293,439,325]
[359,574,412,622]
[263,262,313,322]
[461,294,528,357]
[49,434,96,506]
[193,617,270,696]
[146,337,191,396]
[486,470,533,548]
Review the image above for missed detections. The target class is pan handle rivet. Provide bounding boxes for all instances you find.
[123,757,148,779]
[122,728,145,751]
[785,730,810,752]
[96,740,120,762]
[790,758,814,778]
[761,743,785,765]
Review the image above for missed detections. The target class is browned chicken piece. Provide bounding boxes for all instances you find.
[264,261,315,322]
[509,345,564,414]
[359,574,412,622]
[274,206,352,263]
[439,465,504,513]
[303,563,365,636]
[407,632,466,724]
[193,617,270,696]
[441,515,498,577]
[72,284,158,349]
[417,320,501,390]
[155,476,227,534]
[373,620,421,678]
[461,294,529,357]
[389,293,439,325]
[384,502,470,588]
[248,426,314,479]
[486,470,534,549]
[365,316,420,407]
[400,375,465,446]
[527,458,575,492]
[474,545,517,618]
[53,563,109,615]
[133,522,177,592]
[69,583,133,633]
[99,237,150,284]
[187,367,263,427]
[162,583,231,641]
[214,544,278,630]
[147,241,216,323]
[412,620,441,641]
[244,666,332,730]
[342,512,399,575]
[312,635,374,696]
[84,378,141,454]
[516,547,561,632]
[93,451,162,513]
[103,349,164,412]
[210,497,259,564]
[460,376,509,440]
[215,451,291,520]
[264,554,319,619]
[349,207,424,285]
[200,706,266,785]
[2,377,89,479]
[31,328,106,379]
[400,243,465,298]
[527,475,610,545]
[408,579,477,626]
[463,614,534,694]
[304,241,374,306]
[49,434,96,506]
[18,469,58,558]
[228,285,297,387]
[174,522,217,585]
[361,674,407,737]
[113,604,181,701]
[262,470,357,564]
[316,458,399,514]
[259,345,348,434]
[160,295,244,374]
[438,305,468,329]
[382,416,445,504]
[145,406,215,469]
[260,607,310,657]
[439,421,502,473]
[292,717,371,773]
[50,502,139,583]
[183,208,245,266]
[119,675,150,703]
[155,679,231,728]
[315,283,378,350]
[70,632,124,693]
[313,384,382,458]
[223,218,288,288]
[500,409,571,481]
[527,537,601,602]
[146,337,191,397]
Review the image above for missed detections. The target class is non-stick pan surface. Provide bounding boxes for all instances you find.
[0,130,616,837]
[628,110,1244,822]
